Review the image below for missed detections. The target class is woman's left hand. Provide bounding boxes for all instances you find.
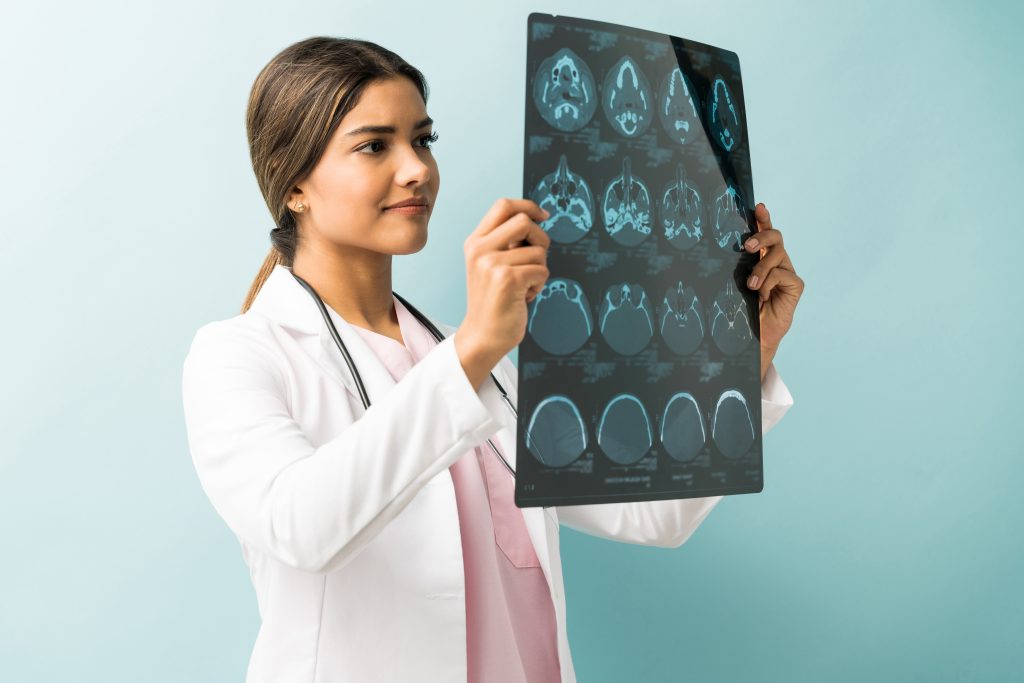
[743,203,804,380]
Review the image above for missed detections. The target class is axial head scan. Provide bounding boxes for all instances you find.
[597,393,653,465]
[711,180,749,252]
[602,156,652,247]
[711,389,754,459]
[525,395,588,467]
[532,47,599,132]
[660,163,703,251]
[658,281,705,356]
[657,66,701,146]
[710,278,753,356]
[601,55,653,138]
[660,392,706,463]
[527,278,594,355]
[532,154,595,244]
[598,282,655,355]
[706,75,742,152]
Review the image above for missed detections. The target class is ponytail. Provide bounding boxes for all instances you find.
[241,247,285,314]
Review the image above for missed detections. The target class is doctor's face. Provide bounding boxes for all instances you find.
[290,77,440,258]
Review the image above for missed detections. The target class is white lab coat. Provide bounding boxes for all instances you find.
[181,263,794,683]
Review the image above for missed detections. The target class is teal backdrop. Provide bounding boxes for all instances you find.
[1,0,1020,680]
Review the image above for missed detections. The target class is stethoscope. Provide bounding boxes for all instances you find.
[291,271,519,479]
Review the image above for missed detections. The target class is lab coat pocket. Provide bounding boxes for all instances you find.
[477,442,541,568]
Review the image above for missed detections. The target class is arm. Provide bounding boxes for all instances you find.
[181,322,501,574]
[498,354,794,548]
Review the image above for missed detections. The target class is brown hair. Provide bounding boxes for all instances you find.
[239,36,429,313]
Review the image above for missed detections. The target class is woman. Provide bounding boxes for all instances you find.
[181,36,803,683]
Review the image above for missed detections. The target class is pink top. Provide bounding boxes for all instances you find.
[351,297,561,683]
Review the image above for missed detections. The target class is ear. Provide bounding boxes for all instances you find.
[287,185,306,211]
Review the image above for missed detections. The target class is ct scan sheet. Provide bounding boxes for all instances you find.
[514,13,764,508]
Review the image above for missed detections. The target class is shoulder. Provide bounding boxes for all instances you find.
[183,313,290,383]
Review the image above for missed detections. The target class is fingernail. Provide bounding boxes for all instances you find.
[542,209,551,218]
[748,274,759,288]
[746,237,759,249]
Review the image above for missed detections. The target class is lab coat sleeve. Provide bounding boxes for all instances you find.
[181,321,502,574]
[498,354,795,548]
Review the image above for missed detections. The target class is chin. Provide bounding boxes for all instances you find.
[388,228,429,255]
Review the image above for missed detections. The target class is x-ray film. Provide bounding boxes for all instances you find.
[514,13,764,508]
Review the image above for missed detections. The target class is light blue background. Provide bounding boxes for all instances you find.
[2,0,1020,680]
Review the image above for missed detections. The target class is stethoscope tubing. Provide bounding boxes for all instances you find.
[290,272,519,478]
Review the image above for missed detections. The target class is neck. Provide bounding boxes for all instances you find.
[291,244,396,331]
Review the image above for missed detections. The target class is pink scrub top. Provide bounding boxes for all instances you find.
[351,297,561,683]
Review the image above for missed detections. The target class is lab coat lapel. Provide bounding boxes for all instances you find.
[247,264,394,402]
[475,362,555,594]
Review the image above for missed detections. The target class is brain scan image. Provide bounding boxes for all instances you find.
[601,55,653,138]
[660,163,703,251]
[711,389,755,459]
[711,181,749,252]
[658,281,705,356]
[706,75,742,152]
[657,66,701,146]
[527,278,594,355]
[532,47,599,132]
[598,282,655,355]
[531,154,595,244]
[597,393,653,465]
[602,156,652,246]
[525,395,588,467]
[710,279,753,356]
[659,393,706,462]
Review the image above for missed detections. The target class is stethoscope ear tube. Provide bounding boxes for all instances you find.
[290,272,519,479]
[292,272,372,409]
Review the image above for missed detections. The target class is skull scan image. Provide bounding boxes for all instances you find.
[660,163,703,251]
[532,47,599,132]
[602,156,652,247]
[598,282,654,356]
[525,395,588,467]
[527,278,594,355]
[711,389,755,459]
[710,279,753,356]
[597,393,653,465]
[659,392,706,463]
[711,181,749,252]
[601,55,653,138]
[706,75,742,153]
[531,154,595,244]
[657,66,701,146]
[658,281,705,357]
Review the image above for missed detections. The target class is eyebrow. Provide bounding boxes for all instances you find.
[344,116,433,137]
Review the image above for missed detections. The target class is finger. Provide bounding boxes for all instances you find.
[492,244,548,267]
[746,242,787,291]
[753,202,773,232]
[473,198,549,238]
[480,212,552,253]
[754,267,804,303]
[514,264,550,294]
[743,226,782,253]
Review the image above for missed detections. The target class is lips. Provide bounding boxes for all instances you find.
[384,198,428,209]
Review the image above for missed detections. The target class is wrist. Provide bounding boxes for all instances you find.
[454,327,498,390]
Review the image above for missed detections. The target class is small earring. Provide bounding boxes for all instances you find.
[294,202,305,212]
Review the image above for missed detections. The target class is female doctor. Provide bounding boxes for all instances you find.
[181,36,802,683]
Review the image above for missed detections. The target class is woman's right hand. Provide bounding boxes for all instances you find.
[455,198,551,388]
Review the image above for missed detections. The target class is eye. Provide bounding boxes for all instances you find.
[357,140,386,155]
[418,130,439,150]
[357,131,439,156]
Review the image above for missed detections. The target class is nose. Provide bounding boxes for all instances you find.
[395,144,432,187]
